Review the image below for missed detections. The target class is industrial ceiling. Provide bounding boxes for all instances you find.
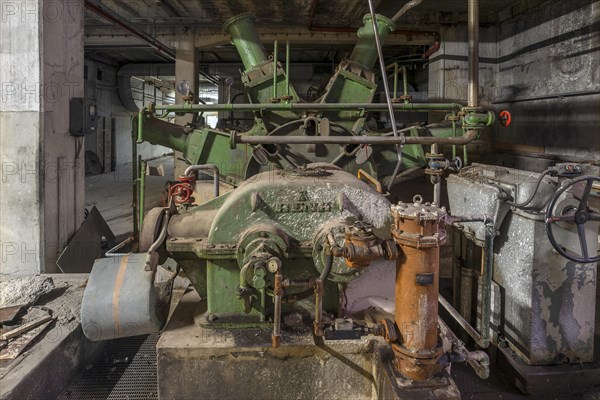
[83,0,526,65]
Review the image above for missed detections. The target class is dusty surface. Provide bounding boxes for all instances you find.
[0,274,94,399]
[0,275,55,308]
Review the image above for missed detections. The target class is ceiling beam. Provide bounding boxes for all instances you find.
[85,0,176,60]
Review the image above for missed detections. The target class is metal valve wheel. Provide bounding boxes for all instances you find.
[168,182,193,204]
[545,176,600,263]
[499,110,511,126]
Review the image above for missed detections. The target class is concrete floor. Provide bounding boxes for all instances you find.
[85,157,173,239]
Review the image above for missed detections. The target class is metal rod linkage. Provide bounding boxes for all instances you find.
[233,129,479,146]
[153,102,464,113]
[367,0,404,192]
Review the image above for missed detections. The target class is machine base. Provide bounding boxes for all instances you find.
[495,341,600,396]
[157,290,460,399]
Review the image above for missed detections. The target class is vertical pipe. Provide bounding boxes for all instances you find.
[285,40,290,98]
[139,159,147,231]
[272,40,278,100]
[431,144,441,206]
[468,0,479,108]
[452,119,457,159]
[402,66,409,101]
[390,201,446,381]
[137,107,145,143]
[272,268,283,347]
[314,280,324,336]
[393,63,398,99]
[131,122,138,237]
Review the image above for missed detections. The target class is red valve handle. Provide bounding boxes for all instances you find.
[168,182,193,204]
[499,110,511,126]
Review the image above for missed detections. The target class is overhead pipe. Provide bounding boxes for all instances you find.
[306,0,438,40]
[391,0,424,22]
[84,0,176,61]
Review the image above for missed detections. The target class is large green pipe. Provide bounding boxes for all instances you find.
[350,14,396,69]
[132,115,192,152]
[223,13,268,71]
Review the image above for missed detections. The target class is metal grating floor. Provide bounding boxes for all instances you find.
[59,334,159,400]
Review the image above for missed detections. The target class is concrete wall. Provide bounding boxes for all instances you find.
[427,24,497,160]
[493,0,599,167]
[1,0,85,275]
[427,0,599,170]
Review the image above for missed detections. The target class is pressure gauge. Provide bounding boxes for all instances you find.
[266,258,281,273]
[176,80,192,95]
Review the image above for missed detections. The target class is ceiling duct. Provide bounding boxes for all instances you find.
[117,63,175,112]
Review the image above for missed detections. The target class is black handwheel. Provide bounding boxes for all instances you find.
[545,176,600,263]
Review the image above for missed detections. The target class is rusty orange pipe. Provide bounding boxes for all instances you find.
[390,198,447,381]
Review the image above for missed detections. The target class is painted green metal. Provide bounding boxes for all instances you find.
[137,107,145,144]
[402,66,409,102]
[350,14,396,69]
[285,41,290,97]
[223,13,268,70]
[131,119,139,237]
[165,166,393,321]
[272,40,278,100]
[139,159,147,230]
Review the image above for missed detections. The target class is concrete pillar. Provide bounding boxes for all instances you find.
[1,0,85,276]
[173,35,198,178]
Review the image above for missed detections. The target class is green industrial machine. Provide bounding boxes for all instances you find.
[81,9,499,399]
[134,12,493,188]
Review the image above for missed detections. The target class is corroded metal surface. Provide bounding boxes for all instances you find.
[390,199,447,381]
[448,163,597,365]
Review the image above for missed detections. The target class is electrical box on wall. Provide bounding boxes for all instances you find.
[69,97,97,136]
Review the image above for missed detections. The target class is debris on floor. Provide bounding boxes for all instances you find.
[0,275,55,308]
[0,277,86,367]
[57,205,116,273]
